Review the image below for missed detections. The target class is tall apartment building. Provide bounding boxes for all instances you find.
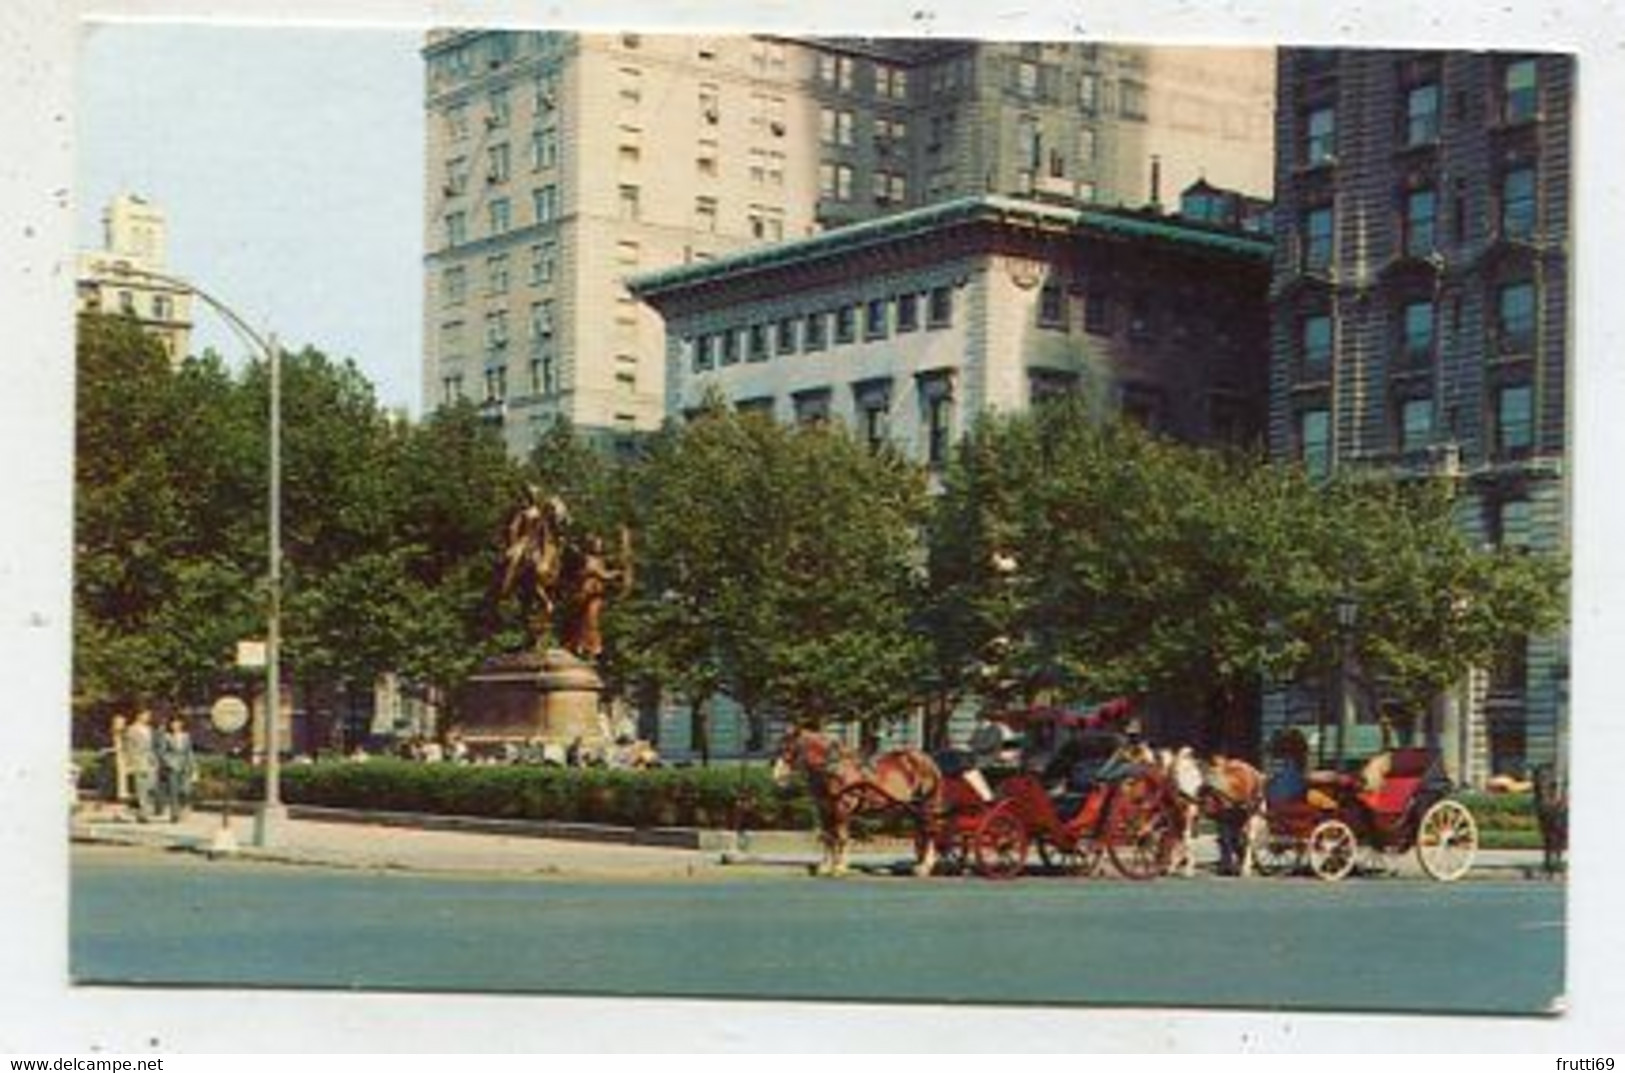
[1269,49,1573,782]
[421,31,1274,456]
[76,194,194,363]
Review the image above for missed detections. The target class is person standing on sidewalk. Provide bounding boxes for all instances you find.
[122,710,158,822]
[156,715,197,822]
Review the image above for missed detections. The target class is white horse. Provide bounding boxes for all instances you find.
[1164,747,1268,877]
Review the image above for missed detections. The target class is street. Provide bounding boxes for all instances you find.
[71,845,1564,1014]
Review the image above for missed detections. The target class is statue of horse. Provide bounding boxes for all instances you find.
[1532,764,1567,877]
[1165,747,1268,877]
[772,726,943,878]
[495,486,573,653]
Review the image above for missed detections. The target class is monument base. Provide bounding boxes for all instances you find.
[456,648,607,749]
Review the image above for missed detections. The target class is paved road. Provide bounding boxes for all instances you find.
[71,844,1564,1015]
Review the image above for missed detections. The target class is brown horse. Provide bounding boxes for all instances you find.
[772,726,943,877]
[1166,748,1268,877]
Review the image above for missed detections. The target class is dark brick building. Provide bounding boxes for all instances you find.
[1269,48,1573,782]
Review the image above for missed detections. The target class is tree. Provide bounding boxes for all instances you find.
[615,408,929,759]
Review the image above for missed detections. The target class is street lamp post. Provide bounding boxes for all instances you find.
[1332,591,1359,769]
[108,266,287,846]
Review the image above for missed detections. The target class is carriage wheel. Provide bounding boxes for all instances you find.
[1307,819,1357,881]
[1037,837,1104,877]
[1106,787,1180,881]
[1416,799,1479,882]
[972,809,1029,880]
[1252,833,1305,877]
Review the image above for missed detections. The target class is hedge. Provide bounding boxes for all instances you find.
[73,752,1547,843]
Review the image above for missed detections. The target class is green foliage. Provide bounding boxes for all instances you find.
[615,408,930,752]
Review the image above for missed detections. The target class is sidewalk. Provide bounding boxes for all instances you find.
[69,803,1553,881]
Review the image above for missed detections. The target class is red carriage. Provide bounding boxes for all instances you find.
[1255,744,1479,882]
[933,701,1186,880]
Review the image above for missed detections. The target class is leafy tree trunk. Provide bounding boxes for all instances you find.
[692,694,711,767]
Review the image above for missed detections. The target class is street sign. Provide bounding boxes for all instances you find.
[236,640,267,669]
[210,695,251,735]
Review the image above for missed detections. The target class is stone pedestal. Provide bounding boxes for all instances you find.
[457,649,607,748]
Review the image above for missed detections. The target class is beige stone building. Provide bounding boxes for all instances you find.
[76,194,194,363]
[421,31,1274,456]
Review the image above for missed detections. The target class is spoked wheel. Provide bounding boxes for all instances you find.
[1252,833,1305,877]
[1307,819,1357,881]
[1106,783,1180,881]
[1416,799,1479,882]
[1037,837,1104,877]
[972,809,1029,880]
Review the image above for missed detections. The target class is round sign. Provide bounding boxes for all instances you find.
[210,695,250,735]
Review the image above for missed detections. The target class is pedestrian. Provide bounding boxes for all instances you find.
[156,716,197,822]
[104,713,131,807]
[122,709,158,823]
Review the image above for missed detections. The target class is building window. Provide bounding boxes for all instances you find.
[531,127,559,171]
[804,311,827,351]
[873,171,907,206]
[487,87,511,130]
[1300,408,1331,478]
[485,253,510,295]
[1119,80,1147,120]
[446,103,470,143]
[619,66,643,107]
[486,142,510,185]
[439,319,464,359]
[1403,187,1437,257]
[1302,313,1332,372]
[720,329,740,367]
[819,163,854,201]
[859,394,890,452]
[442,264,467,307]
[1401,299,1435,362]
[1039,284,1067,329]
[1502,58,1538,124]
[529,300,553,341]
[1120,383,1165,431]
[924,388,954,467]
[1400,395,1434,453]
[1128,293,1153,338]
[1496,280,1536,353]
[484,364,508,404]
[1303,206,1333,271]
[485,309,509,351]
[619,185,640,220]
[1496,383,1534,453]
[775,318,798,355]
[793,390,831,426]
[834,305,857,345]
[1501,166,1537,240]
[927,286,953,328]
[531,352,555,397]
[877,64,908,101]
[1079,72,1099,112]
[530,241,556,285]
[896,293,920,333]
[533,184,558,224]
[444,156,469,196]
[1016,61,1040,98]
[818,53,854,92]
[864,298,889,339]
[747,324,769,363]
[695,196,719,233]
[488,197,511,235]
[1084,292,1110,334]
[748,205,784,241]
[1494,496,1534,549]
[820,108,855,147]
[1405,82,1441,146]
[1078,126,1097,164]
[1304,106,1336,166]
[442,373,465,404]
[445,211,467,247]
[692,334,715,372]
[534,72,558,115]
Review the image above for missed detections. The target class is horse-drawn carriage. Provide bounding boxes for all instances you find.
[1255,744,1479,881]
[772,703,1183,880]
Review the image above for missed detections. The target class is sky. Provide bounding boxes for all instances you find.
[77,22,426,412]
